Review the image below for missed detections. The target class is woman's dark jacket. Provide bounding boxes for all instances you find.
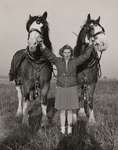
[42,45,93,87]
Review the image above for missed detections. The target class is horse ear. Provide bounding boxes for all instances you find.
[42,11,48,20]
[29,14,32,19]
[96,16,100,23]
[87,13,91,22]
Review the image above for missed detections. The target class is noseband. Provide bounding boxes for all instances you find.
[28,28,42,39]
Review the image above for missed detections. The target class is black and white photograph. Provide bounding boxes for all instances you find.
[0,0,118,150]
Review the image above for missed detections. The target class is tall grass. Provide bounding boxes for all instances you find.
[0,80,118,150]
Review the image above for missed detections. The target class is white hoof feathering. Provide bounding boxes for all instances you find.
[78,108,86,117]
[16,108,22,117]
[16,86,22,116]
[22,114,29,126]
[22,101,29,126]
[89,110,96,124]
[23,101,29,115]
[61,126,65,134]
[41,104,47,116]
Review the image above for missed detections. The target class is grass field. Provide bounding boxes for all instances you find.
[0,79,118,150]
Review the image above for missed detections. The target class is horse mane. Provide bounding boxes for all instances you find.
[42,23,52,51]
[74,25,87,57]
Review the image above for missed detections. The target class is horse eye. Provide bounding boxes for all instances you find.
[34,42,37,45]
[36,19,40,24]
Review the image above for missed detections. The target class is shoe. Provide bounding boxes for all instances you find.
[60,126,65,134]
[67,126,72,135]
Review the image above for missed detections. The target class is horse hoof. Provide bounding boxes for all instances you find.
[41,121,48,128]
[78,108,86,117]
[16,111,23,118]
[41,115,48,128]
[88,117,96,125]
[22,115,29,127]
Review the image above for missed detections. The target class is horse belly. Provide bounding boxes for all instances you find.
[77,66,98,84]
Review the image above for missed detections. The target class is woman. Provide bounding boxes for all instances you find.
[40,43,93,135]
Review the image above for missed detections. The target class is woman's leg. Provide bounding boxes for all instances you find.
[72,111,77,124]
[60,110,66,134]
[67,110,73,134]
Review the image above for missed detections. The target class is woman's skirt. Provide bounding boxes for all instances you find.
[55,86,79,110]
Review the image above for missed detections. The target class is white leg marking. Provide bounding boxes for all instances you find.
[67,110,73,134]
[23,101,28,115]
[60,110,66,134]
[16,86,22,116]
[22,101,29,126]
[41,104,47,116]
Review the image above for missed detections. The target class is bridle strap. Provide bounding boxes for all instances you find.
[29,28,42,35]
[93,24,105,37]
[93,31,105,37]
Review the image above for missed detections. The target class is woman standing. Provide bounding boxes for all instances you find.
[40,43,93,135]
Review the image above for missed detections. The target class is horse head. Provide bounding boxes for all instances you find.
[26,11,52,55]
[74,14,106,57]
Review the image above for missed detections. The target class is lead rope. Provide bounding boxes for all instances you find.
[97,50,104,78]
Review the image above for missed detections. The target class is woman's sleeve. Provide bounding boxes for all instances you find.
[41,48,58,64]
[75,45,93,66]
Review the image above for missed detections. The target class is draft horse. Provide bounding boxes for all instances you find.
[14,12,52,126]
[74,14,106,124]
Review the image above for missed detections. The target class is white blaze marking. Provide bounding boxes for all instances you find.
[29,21,43,32]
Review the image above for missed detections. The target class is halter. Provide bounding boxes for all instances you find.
[27,27,43,59]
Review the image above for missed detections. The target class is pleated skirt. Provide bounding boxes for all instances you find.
[55,86,79,110]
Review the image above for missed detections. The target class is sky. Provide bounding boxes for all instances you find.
[0,0,118,78]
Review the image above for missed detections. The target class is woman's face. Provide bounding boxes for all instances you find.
[63,49,71,60]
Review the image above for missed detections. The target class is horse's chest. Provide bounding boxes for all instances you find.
[23,59,44,78]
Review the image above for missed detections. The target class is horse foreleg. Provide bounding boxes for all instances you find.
[40,84,50,127]
[22,99,30,126]
[16,86,23,117]
[87,84,96,124]
[78,97,86,117]
[78,89,86,117]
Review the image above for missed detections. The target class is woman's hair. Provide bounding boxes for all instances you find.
[59,44,73,57]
